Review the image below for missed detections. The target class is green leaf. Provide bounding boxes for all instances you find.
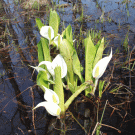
[37,40,44,69]
[93,37,104,67]
[37,71,49,91]
[84,35,96,96]
[36,18,44,30]
[95,39,101,50]
[36,18,51,66]
[48,27,52,40]
[109,85,122,93]
[68,82,76,93]
[60,39,75,87]
[48,79,55,84]
[99,80,105,99]
[84,35,96,81]
[62,24,73,44]
[41,37,51,61]
[72,51,84,83]
[54,66,65,116]
[49,10,60,37]
[96,100,108,135]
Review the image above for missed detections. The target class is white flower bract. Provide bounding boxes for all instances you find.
[43,86,59,104]
[30,65,46,72]
[30,65,50,79]
[54,34,63,47]
[33,86,61,117]
[38,54,67,78]
[33,101,61,116]
[92,48,112,79]
[30,54,67,79]
[40,26,54,40]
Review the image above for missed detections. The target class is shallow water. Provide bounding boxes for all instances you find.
[0,0,135,135]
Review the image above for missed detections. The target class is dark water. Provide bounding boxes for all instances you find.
[0,0,135,135]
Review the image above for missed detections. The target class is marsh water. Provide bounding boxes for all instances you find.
[0,0,135,135]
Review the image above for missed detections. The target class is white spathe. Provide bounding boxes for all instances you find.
[30,65,50,79]
[54,34,63,47]
[33,86,61,117]
[40,26,54,40]
[92,48,112,79]
[43,86,59,104]
[38,54,67,78]
[30,65,46,72]
[33,101,61,116]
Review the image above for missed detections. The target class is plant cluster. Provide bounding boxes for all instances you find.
[31,9,112,118]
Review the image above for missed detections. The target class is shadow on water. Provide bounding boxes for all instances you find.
[0,0,135,134]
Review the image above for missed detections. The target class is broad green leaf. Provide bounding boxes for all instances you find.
[84,35,96,96]
[72,51,84,83]
[37,40,44,69]
[95,39,101,50]
[49,10,60,37]
[60,39,74,60]
[62,25,73,44]
[41,37,51,62]
[93,37,104,67]
[36,18,44,30]
[60,39,75,87]
[84,35,96,81]
[37,71,49,90]
[54,66,65,116]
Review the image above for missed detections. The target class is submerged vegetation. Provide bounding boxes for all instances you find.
[0,0,135,135]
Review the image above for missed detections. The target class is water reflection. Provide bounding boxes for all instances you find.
[1,0,38,134]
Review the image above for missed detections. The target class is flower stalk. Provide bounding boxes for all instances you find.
[64,81,91,111]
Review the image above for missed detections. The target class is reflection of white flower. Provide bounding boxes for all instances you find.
[38,54,67,78]
[40,26,54,41]
[33,86,61,117]
[92,48,112,79]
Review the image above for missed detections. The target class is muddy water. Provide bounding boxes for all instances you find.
[0,0,135,135]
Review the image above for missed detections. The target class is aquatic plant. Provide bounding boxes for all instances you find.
[31,54,67,78]
[31,9,112,118]
[33,86,61,117]
[92,48,112,94]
